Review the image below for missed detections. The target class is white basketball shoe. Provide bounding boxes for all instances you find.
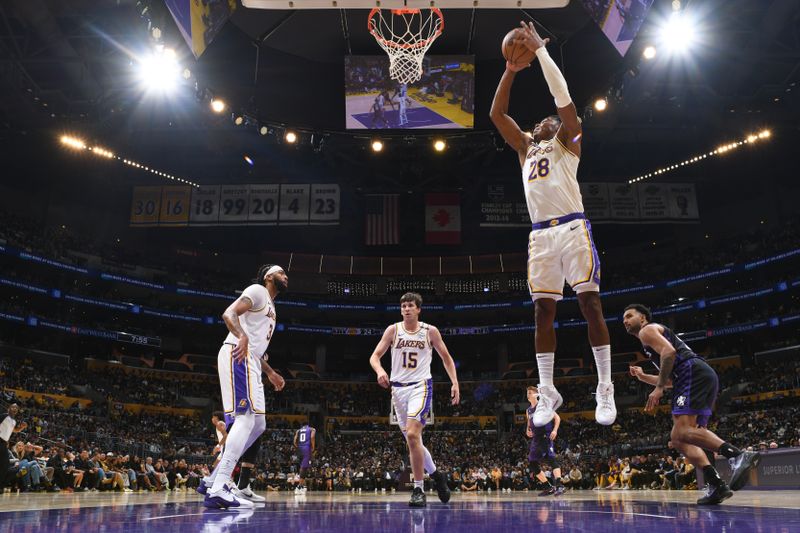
[532,384,563,427]
[595,382,617,425]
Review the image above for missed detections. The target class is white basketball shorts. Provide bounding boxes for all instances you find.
[391,379,433,432]
[217,343,266,416]
[527,217,601,301]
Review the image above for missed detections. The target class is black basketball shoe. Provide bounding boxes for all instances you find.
[409,487,427,508]
[697,481,733,505]
[432,471,451,503]
[728,451,760,491]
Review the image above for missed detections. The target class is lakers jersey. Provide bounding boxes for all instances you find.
[223,283,277,361]
[390,322,433,383]
[522,134,583,223]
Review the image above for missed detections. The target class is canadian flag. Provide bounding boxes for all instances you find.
[425,193,461,245]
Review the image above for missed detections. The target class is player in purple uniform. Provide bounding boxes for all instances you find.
[294,424,315,493]
[623,304,760,505]
[525,386,565,496]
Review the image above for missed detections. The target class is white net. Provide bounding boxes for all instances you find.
[368,8,444,85]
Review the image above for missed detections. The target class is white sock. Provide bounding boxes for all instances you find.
[592,345,611,384]
[413,480,424,490]
[210,413,265,493]
[536,353,555,387]
[422,445,436,474]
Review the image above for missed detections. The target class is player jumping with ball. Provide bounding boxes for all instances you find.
[490,21,616,429]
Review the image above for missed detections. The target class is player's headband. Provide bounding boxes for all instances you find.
[265,265,284,278]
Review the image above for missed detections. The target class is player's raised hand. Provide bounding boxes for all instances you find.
[515,21,549,52]
[629,365,644,378]
[376,370,390,389]
[645,386,664,412]
[233,335,249,363]
[506,60,530,73]
[450,383,460,405]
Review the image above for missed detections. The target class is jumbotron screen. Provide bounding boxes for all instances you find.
[345,55,475,130]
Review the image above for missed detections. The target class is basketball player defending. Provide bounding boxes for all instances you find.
[490,21,616,428]
[203,264,288,509]
[294,423,315,493]
[369,292,459,507]
[526,386,565,496]
[623,304,760,505]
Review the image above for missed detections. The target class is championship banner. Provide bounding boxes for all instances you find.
[130,184,340,227]
[164,0,236,59]
[481,182,699,227]
[478,184,530,227]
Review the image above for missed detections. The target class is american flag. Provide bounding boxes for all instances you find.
[365,194,399,246]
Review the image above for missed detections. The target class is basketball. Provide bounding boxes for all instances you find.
[502,28,536,68]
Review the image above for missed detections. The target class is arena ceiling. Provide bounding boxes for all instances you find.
[0,0,798,183]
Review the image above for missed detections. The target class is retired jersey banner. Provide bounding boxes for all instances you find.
[130,184,339,227]
[426,193,461,245]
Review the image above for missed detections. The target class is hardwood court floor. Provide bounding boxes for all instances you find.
[2,489,799,532]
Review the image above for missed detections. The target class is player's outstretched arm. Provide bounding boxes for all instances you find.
[370,325,396,388]
[490,67,530,165]
[516,21,582,158]
[429,326,460,405]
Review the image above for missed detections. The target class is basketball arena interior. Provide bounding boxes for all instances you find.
[0,0,798,531]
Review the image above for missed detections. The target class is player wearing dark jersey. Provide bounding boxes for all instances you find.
[525,386,564,496]
[294,424,315,493]
[623,304,760,505]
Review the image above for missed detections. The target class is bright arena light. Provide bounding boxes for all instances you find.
[433,139,446,152]
[285,131,297,144]
[371,140,384,152]
[137,48,181,93]
[594,98,608,112]
[210,99,226,113]
[659,11,696,54]
[60,135,86,150]
[643,46,657,60]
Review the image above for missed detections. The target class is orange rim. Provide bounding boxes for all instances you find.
[367,8,444,50]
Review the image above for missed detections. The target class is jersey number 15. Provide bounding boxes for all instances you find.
[402,351,418,369]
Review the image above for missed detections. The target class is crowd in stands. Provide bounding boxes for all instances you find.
[3,354,798,495]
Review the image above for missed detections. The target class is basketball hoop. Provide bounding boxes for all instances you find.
[368,8,444,85]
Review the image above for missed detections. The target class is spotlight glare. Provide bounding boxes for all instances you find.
[233,115,244,126]
[642,46,657,60]
[137,49,180,93]
[259,126,268,136]
[594,98,608,112]
[660,12,696,54]
[433,139,446,152]
[210,99,226,113]
[371,140,384,152]
[285,131,297,143]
